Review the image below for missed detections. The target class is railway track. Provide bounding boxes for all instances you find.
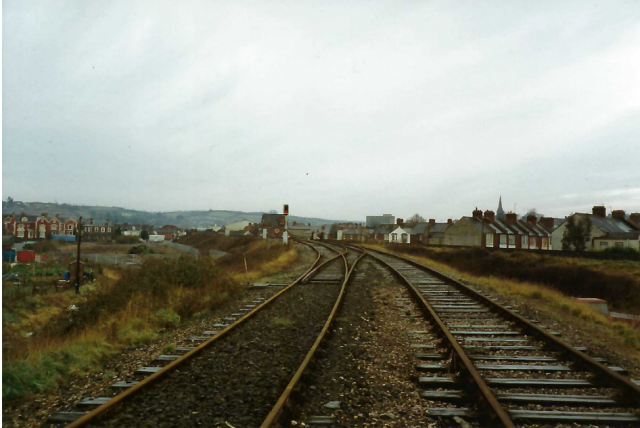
[47,241,364,428]
[363,246,640,427]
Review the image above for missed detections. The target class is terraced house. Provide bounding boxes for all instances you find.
[82,218,114,242]
[551,206,640,251]
[3,212,77,239]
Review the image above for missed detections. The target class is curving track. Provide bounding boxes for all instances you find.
[364,246,640,427]
[48,242,365,428]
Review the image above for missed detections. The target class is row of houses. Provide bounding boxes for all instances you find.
[354,206,640,251]
[2,213,186,242]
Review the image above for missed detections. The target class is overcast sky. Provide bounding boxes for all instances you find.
[3,0,640,221]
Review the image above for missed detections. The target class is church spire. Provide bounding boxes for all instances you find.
[497,196,506,219]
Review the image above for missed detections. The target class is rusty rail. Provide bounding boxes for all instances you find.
[261,245,366,427]
[363,247,516,428]
[65,241,324,428]
[364,245,640,407]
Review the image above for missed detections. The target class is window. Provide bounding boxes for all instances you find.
[107,227,111,232]
[486,234,494,247]
[508,235,515,246]
[600,241,609,249]
[542,237,549,249]
[68,224,73,230]
[22,217,27,222]
[51,224,58,231]
[391,233,397,242]
[522,235,528,248]
[101,227,105,232]
[615,242,623,248]
[500,235,507,247]
[94,227,98,232]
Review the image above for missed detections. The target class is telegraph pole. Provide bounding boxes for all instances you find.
[75,217,82,294]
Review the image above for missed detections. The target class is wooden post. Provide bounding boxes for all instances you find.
[75,217,82,294]
[243,252,249,285]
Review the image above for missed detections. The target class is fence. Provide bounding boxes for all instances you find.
[83,253,182,266]
[165,241,200,257]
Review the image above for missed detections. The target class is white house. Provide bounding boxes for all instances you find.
[389,226,411,244]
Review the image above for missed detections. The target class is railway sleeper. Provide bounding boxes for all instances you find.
[495,393,619,406]
[77,396,112,407]
[426,408,640,424]
[47,412,88,424]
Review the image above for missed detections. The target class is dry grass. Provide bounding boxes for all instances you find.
[3,240,300,402]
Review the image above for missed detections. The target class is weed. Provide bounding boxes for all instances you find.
[103,371,116,379]
[152,308,180,329]
[161,343,177,354]
[271,317,295,327]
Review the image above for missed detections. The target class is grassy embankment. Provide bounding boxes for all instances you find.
[2,236,298,403]
[365,244,640,359]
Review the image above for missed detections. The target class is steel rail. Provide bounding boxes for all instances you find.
[261,246,366,427]
[64,241,324,428]
[364,245,640,407]
[298,240,347,282]
[363,247,516,428]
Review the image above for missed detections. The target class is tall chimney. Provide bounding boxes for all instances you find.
[505,212,517,224]
[612,210,625,220]
[447,219,453,224]
[429,219,436,224]
[472,208,483,218]
[527,215,537,225]
[89,218,94,225]
[540,217,555,230]
[397,218,404,226]
[592,206,606,218]
[484,210,495,221]
[629,213,640,227]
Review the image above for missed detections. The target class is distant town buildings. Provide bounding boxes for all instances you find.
[366,214,395,228]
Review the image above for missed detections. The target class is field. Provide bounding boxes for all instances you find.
[2,236,299,403]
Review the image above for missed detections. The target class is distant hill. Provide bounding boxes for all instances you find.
[1,200,350,228]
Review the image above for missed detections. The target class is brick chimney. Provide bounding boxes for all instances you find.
[397,218,404,226]
[527,215,537,225]
[105,218,110,225]
[505,212,517,224]
[540,217,555,230]
[484,210,495,221]
[447,219,453,224]
[89,218,94,225]
[629,213,640,227]
[429,219,436,224]
[472,208,483,219]
[612,210,625,220]
[55,213,60,219]
[592,206,606,218]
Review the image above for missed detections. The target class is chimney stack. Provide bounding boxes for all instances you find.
[397,218,404,226]
[629,213,640,227]
[612,210,625,220]
[540,217,555,230]
[89,218,94,225]
[472,207,483,219]
[527,215,537,225]
[505,212,517,224]
[429,219,436,224]
[484,210,495,221]
[592,206,606,218]
[447,219,453,224]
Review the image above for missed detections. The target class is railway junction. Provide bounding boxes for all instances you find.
[44,242,640,428]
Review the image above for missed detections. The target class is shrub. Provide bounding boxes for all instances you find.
[152,308,180,328]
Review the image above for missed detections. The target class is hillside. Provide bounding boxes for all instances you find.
[1,200,349,228]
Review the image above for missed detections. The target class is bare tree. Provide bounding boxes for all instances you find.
[407,213,426,226]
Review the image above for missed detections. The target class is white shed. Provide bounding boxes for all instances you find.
[389,226,411,244]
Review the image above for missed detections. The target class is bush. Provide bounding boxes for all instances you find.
[115,236,140,245]
[152,308,180,328]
